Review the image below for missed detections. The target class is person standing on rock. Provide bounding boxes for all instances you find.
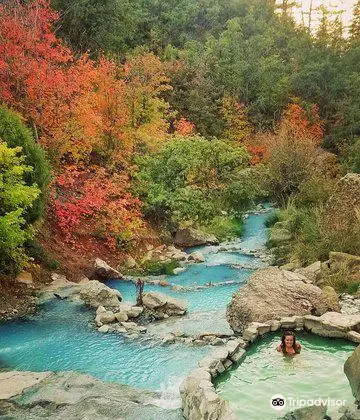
[276,330,301,355]
[136,278,144,306]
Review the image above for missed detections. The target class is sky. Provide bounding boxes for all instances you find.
[289,0,357,31]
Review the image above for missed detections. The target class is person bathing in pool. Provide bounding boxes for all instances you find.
[276,330,301,355]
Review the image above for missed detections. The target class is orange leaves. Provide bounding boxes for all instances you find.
[174,117,195,135]
[65,58,131,163]
[0,0,75,140]
[246,145,267,165]
[0,1,172,164]
[279,102,324,145]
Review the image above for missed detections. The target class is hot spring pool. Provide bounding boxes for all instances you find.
[4,205,354,416]
[215,332,356,420]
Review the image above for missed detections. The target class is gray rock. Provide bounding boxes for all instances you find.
[43,273,78,293]
[0,371,182,420]
[98,325,110,333]
[180,368,236,420]
[304,312,360,338]
[227,267,334,333]
[295,261,322,284]
[143,292,188,316]
[96,305,107,314]
[94,258,123,280]
[341,295,360,315]
[339,404,360,420]
[174,228,219,247]
[95,311,116,325]
[79,280,122,309]
[114,311,128,322]
[281,404,327,420]
[116,302,143,318]
[0,371,52,400]
[344,344,360,402]
[187,251,205,263]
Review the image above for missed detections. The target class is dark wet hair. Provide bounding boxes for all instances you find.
[280,330,300,354]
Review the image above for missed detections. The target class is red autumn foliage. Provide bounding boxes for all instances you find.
[174,117,196,135]
[246,144,267,165]
[279,102,324,144]
[0,0,78,139]
[52,166,144,249]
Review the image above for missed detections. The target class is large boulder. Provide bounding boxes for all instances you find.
[142,292,188,317]
[227,267,337,333]
[79,280,122,309]
[93,258,123,280]
[174,228,219,247]
[344,344,360,402]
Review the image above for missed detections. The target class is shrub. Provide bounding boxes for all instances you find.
[346,137,360,173]
[265,211,280,228]
[323,263,360,294]
[133,135,252,228]
[0,141,40,274]
[199,216,244,242]
[0,106,50,222]
[141,259,180,276]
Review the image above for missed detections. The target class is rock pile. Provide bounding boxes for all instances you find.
[142,291,188,319]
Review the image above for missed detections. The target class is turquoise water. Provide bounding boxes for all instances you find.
[216,332,356,420]
[107,276,247,312]
[0,208,270,399]
[0,299,208,395]
[0,206,355,416]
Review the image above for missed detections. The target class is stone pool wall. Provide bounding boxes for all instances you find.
[180,312,360,420]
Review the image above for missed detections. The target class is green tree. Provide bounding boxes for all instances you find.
[0,106,50,223]
[133,135,251,227]
[350,0,360,42]
[0,141,40,274]
[51,0,145,56]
